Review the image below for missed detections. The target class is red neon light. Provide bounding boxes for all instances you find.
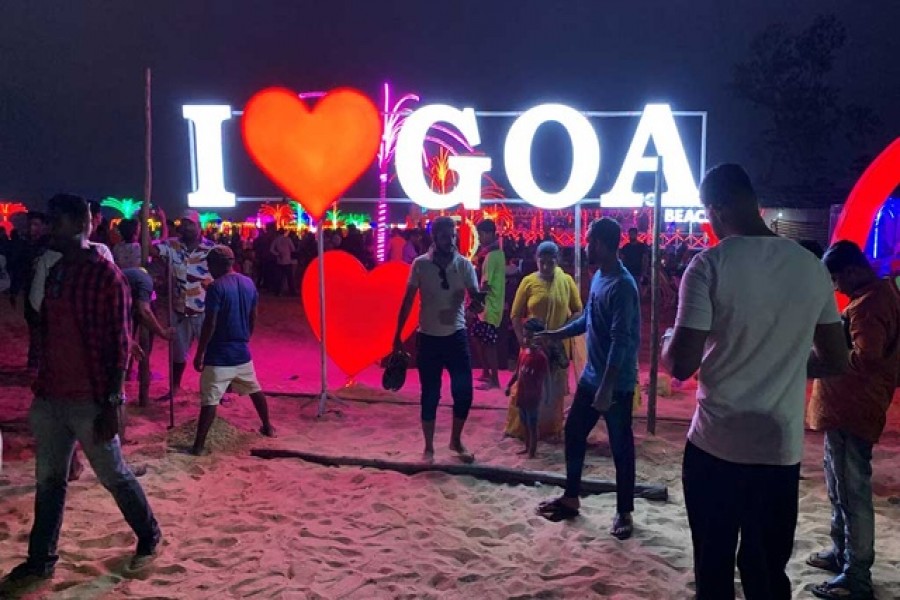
[242,87,382,220]
[301,250,420,377]
[831,138,900,309]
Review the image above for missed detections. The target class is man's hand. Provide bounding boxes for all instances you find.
[94,403,120,443]
[592,385,613,413]
[159,326,175,341]
[129,341,146,363]
[193,352,205,373]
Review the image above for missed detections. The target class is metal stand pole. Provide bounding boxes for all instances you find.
[317,228,328,417]
[647,156,664,436]
[574,200,582,291]
[167,261,175,430]
[139,67,152,407]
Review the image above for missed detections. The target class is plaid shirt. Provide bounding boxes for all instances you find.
[35,248,131,401]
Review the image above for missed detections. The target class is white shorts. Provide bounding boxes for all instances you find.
[200,361,262,407]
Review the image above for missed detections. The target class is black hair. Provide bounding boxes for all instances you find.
[822,240,870,273]
[699,164,757,209]
[628,227,638,235]
[118,218,138,242]
[48,194,89,223]
[88,200,102,218]
[587,217,621,253]
[476,219,496,235]
[432,216,455,236]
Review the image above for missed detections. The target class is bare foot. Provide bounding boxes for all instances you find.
[422,449,435,464]
[449,443,475,463]
[259,424,277,438]
[527,451,537,459]
[610,512,634,540]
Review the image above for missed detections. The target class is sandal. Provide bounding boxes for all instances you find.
[537,498,579,522]
[610,513,633,540]
[806,550,843,575]
[809,576,874,600]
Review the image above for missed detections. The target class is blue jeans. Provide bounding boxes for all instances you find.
[824,429,875,593]
[25,398,160,571]
[416,330,473,422]
[564,382,635,514]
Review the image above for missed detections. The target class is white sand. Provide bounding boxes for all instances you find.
[1,296,898,599]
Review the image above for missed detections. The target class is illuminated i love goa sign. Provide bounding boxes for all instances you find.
[183,101,704,211]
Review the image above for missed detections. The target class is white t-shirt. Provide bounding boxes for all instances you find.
[29,242,114,311]
[408,250,478,337]
[676,236,840,466]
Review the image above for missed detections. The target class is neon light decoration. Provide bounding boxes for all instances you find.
[301,250,420,377]
[183,105,236,208]
[830,137,900,309]
[600,104,700,207]
[198,212,222,229]
[241,87,382,220]
[259,203,296,229]
[0,202,27,232]
[100,197,142,219]
[503,104,600,209]
[376,83,419,263]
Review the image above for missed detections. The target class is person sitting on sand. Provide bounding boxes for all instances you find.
[393,216,486,464]
[535,218,639,541]
[191,245,276,455]
[505,318,550,458]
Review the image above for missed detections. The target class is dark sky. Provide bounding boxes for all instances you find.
[2,0,898,214]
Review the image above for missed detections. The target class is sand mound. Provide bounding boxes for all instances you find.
[166,417,252,454]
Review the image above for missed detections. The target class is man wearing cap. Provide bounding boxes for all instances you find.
[191,245,276,454]
[151,209,215,397]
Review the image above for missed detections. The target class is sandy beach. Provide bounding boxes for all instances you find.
[1,295,898,599]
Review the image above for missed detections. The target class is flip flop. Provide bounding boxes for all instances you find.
[537,498,579,522]
[610,514,634,540]
[809,578,874,600]
[806,551,844,575]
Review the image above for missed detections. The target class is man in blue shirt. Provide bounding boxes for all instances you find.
[191,246,276,455]
[537,218,640,540]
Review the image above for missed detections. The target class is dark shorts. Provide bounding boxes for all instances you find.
[472,320,499,345]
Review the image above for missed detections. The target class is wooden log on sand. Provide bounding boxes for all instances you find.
[250,448,668,501]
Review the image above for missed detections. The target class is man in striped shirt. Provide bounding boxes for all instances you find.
[1,195,161,591]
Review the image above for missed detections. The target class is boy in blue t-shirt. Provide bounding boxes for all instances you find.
[191,245,276,455]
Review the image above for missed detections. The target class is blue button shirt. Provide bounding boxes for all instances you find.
[560,260,640,392]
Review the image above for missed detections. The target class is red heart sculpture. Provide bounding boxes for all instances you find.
[242,87,382,220]
[830,138,900,309]
[302,251,421,377]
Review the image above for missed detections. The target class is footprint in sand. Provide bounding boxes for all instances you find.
[498,523,528,538]
[465,527,491,538]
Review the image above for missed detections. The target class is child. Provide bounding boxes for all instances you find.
[506,318,550,458]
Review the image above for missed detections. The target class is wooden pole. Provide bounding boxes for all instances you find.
[138,67,152,407]
[647,156,664,435]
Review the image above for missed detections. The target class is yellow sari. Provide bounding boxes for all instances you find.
[505,267,584,440]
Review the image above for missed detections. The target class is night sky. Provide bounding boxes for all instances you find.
[1,0,898,214]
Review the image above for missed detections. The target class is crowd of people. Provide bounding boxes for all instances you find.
[1,164,898,599]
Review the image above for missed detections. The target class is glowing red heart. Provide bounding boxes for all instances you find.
[302,251,421,378]
[830,138,900,309]
[242,87,382,220]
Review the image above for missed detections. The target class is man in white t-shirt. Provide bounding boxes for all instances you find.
[661,164,848,600]
[393,217,485,463]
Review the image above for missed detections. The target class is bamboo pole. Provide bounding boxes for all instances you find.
[647,157,664,435]
[138,67,152,407]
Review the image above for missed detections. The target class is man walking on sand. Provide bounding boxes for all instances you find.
[393,216,485,463]
[191,246,276,455]
[1,195,160,592]
[662,164,849,600]
[806,241,900,600]
[535,218,639,540]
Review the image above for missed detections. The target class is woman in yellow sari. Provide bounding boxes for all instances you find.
[505,241,583,440]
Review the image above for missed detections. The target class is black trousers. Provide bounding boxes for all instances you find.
[682,441,800,600]
[564,383,635,514]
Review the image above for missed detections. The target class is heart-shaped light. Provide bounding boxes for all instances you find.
[301,251,421,378]
[242,87,382,220]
